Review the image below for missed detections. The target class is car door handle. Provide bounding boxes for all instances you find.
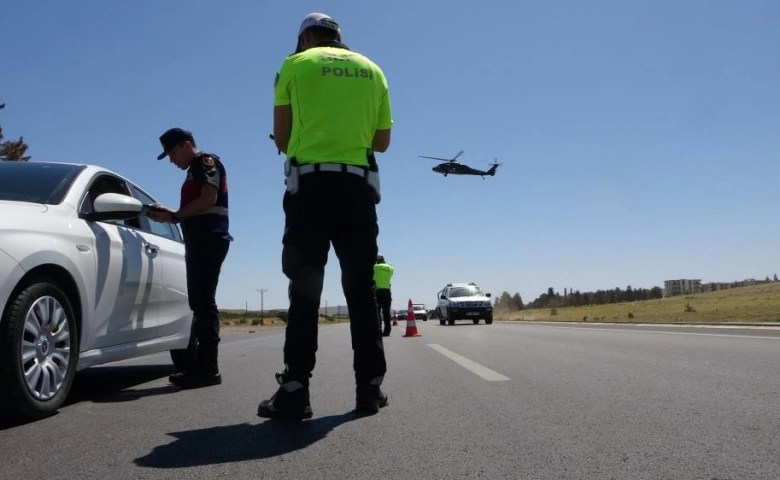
[144,243,159,255]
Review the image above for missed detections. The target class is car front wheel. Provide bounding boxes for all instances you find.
[0,281,79,420]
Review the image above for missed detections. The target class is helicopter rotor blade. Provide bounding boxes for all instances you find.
[418,150,464,163]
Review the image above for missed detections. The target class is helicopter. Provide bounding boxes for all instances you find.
[418,150,501,178]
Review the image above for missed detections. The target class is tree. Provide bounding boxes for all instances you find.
[0,100,32,161]
[495,292,513,311]
[511,293,524,310]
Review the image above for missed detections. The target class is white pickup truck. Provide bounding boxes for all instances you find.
[436,282,493,326]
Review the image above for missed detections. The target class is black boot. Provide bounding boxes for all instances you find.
[355,384,388,415]
[382,321,391,337]
[169,341,222,389]
[257,382,313,420]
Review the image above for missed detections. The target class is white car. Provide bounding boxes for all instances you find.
[0,161,194,419]
[436,282,493,326]
[412,303,428,321]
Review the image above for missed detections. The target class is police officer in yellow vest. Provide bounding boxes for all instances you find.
[257,12,393,420]
[373,254,394,337]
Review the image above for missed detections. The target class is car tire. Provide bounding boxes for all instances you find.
[472,318,479,325]
[0,280,79,420]
[170,317,196,372]
[447,317,455,326]
[439,319,446,326]
[485,315,493,325]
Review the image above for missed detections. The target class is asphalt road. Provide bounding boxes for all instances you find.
[2,320,779,479]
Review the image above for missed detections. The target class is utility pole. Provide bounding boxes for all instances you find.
[257,288,268,324]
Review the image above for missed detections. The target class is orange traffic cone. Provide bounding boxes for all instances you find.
[402,299,421,337]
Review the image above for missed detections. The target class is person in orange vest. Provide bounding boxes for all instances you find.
[373,254,395,337]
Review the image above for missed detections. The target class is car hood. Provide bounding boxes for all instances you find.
[0,202,50,236]
[0,201,48,215]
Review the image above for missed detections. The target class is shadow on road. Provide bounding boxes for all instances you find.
[0,364,177,430]
[134,412,359,468]
[66,364,179,405]
[436,323,488,327]
[0,410,29,430]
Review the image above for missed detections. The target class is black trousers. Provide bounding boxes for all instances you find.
[185,236,230,346]
[376,288,392,331]
[281,171,386,386]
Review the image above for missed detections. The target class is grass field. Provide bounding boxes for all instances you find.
[494,282,780,324]
[218,283,780,327]
[219,309,349,327]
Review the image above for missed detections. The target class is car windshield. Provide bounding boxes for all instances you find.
[0,162,84,204]
[413,305,425,311]
[448,286,483,297]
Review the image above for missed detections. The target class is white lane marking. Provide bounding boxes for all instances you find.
[428,344,510,381]
[515,324,780,341]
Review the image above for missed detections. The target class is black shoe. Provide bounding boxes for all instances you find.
[257,384,313,420]
[355,384,388,415]
[382,331,391,337]
[169,370,222,389]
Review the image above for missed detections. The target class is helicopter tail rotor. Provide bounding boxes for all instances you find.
[486,158,501,176]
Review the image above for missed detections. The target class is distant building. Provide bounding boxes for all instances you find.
[664,279,702,297]
[701,282,732,293]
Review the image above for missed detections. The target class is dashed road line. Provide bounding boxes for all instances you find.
[428,344,510,381]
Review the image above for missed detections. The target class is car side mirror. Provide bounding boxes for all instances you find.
[440,294,446,300]
[486,293,492,298]
[80,193,144,222]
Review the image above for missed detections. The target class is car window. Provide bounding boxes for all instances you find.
[0,162,84,204]
[129,184,182,242]
[79,174,141,230]
[447,286,483,297]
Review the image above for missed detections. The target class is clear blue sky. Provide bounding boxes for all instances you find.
[3,1,779,310]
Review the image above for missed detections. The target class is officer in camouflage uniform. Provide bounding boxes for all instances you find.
[151,127,232,389]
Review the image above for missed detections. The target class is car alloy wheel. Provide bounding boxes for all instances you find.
[1,281,79,420]
[21,295,72,401]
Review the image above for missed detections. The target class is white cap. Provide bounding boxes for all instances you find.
[298,12,340,37]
